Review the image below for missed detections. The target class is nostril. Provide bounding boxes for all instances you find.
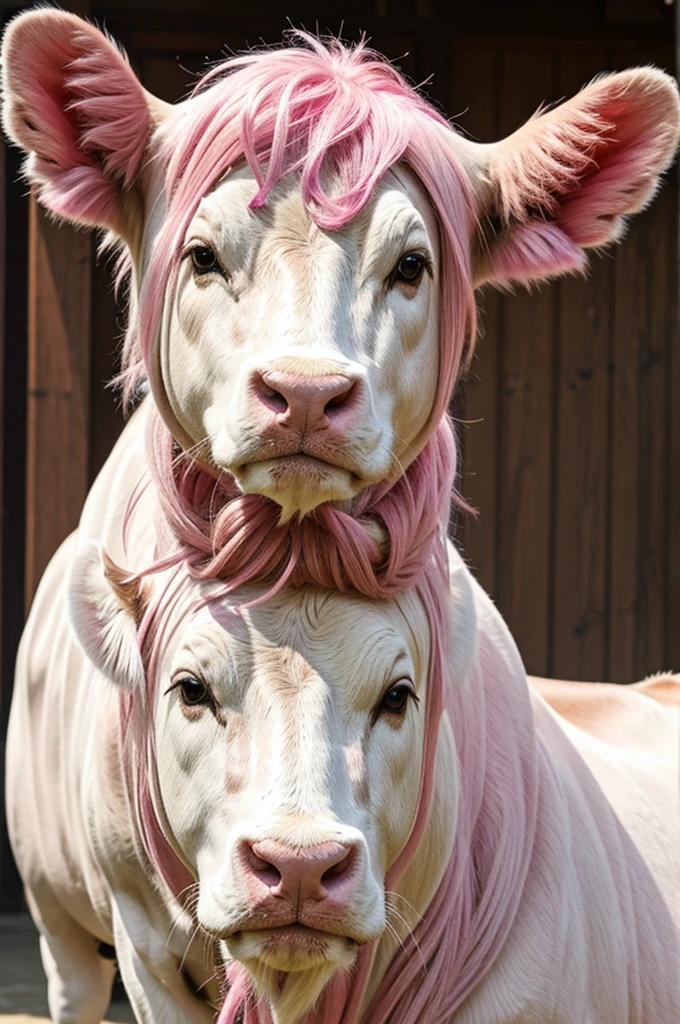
[245,845,282,889]
[321,845,356,892]
[323,382,356,417]
[253,373,288,415]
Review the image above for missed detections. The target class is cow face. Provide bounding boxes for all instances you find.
[158,167,441,521]
[70,546,453,1023]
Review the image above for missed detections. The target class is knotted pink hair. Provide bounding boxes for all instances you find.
[139,407,460,600]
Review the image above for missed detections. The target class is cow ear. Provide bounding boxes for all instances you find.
[69,543,149,689]
[1,9,169,237]
[468,67,680,288]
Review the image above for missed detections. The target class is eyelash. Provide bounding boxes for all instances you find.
[371,680,419,726]
[386,251,433,290]
[164,676,215,711]
[183,242,227,279]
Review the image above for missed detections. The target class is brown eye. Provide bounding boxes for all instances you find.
[392,252,427,286]
[190,245,220,275]
[178,676,212,707]
[372,681,418,725]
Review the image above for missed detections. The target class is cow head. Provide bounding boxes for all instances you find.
[70,544,479,1021]
[3,11,679,520]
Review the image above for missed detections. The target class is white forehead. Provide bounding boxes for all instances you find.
[187,164,440,262]
[163,586,430,701]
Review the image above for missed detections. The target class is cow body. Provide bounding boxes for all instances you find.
[7,404,680,1023]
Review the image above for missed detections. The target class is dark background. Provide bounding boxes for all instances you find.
[0,0,677,907]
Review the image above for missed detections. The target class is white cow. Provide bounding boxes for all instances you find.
[6,401,680,1024]
[4,12,680,1023]
[2,10,679,521]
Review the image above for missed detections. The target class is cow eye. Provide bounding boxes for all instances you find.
[372,681,418,724]
[190,245,220,275]
[178,677,212,707]
[390,251,428,287]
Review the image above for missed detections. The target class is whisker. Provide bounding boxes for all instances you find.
[385,897,427,976]
[165,883,201,951]
[196,968,221,994]
[178,921,202,975]
[384,889,422,924]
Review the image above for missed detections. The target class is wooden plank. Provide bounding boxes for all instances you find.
[0,136,29,909]
[629,171,674,677]
[608,220,640,677]
[607,46,672,681]
[95,2,674,44]
[87,259,125,485]
[551,49,611,682]
[453,43,501,598]
[25,201,92,606]
[494,46,558,676]
[0,129,5,707]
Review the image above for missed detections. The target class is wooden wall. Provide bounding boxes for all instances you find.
[0,0,676,905]
[455,39,678,684]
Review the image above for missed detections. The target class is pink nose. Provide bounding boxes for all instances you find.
[243,839,357,903]
[250,369,359,434]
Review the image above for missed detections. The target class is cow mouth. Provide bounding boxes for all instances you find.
[226,924,358,973]
[233,449,371,519]
[242,453,361,484]
[238,445,365,479]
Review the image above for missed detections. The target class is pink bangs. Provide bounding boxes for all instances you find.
[121,32,477,432]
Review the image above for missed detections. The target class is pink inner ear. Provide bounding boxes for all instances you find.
[557,133,662,248]
[485,70,680,287]
[489,220,587,286]
[7,21,150,227]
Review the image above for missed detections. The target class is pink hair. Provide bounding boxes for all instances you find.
[139,409,461,600]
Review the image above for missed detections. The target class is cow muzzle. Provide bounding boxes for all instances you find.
[224,356,387,518]
[215,832,383,972]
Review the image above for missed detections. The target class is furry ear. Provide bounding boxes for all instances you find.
[1,9,167,236]
[69,543,149,689]
[468,67,680,288]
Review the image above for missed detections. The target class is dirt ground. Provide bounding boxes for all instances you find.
[0,914,134,1023]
